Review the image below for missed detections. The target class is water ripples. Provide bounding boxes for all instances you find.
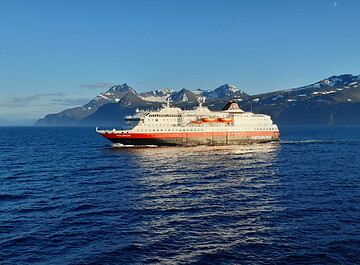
[0,127,360,264]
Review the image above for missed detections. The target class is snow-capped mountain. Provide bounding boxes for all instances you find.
[139,88,174,102]
[85,83,136,109]
[241,74,360,107]
[139,84,249,103]
[171,88,199,103]
[203,84,248,99]
[231,74,360,125]
[297,74,360,89]
[36,74,360,126]
[36,83,136,126]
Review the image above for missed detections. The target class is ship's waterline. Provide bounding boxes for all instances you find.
[97,99,280,146]
[100,131,279,146]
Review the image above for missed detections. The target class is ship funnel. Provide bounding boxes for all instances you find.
[222,100,244,112]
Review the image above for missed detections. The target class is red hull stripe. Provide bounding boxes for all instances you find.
[102,131,280,139]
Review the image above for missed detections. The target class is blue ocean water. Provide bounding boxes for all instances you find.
[0,126,359,264]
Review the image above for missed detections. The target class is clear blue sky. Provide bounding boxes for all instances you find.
[1,0,359,124]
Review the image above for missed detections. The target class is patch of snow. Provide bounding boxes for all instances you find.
[272,95,284,101]
[182,93,189,102]
[287,99,298,102]
[88,107,92,110]
[153,89,174,95]
[96,94,111,101]
[349,82,358,86]
[348,99,352,101]
[115,98,120,102]
[140,95,168,102]
[228,85,239,93]
[326,76,343,87]
[299,94,307,97]
[337,88,343,91]
[191,90,203,95]
[312,91,336,95]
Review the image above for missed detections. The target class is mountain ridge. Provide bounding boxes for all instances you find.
[35,83,247,126]
[36,74,360,126]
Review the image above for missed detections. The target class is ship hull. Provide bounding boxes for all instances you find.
[99,131,280,146]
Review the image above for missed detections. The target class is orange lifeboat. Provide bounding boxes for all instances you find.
[218,117,234,123]
[202,117,218,122]
[191,120,202,124]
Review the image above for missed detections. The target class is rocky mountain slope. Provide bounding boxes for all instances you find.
[236,74,360,124]
[36,74,360,126]
[35,83,248,126]
[203,84,248,99]
[138,84,248,103]
[296,74,360,89]
[36,84,136,126]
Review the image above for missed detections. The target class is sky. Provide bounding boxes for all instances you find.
[1,0,360,124]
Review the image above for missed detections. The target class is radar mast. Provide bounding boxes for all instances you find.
[197,96,206,108]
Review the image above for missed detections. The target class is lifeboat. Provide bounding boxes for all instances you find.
[191,120,202,124]
[202,117,218,122]
[218,117,234,123]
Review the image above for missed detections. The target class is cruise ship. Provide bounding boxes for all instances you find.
[96,99,280,146]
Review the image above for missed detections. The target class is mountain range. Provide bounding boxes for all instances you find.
[35,74,360,126]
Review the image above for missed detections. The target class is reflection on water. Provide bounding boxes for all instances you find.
[2,126,358,264]
[1,127,359,264]
[110,142,280,163]
[106,143,283,263]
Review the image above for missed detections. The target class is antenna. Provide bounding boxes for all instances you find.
[197,96,205,108]
[166,96,171,108]
[251,98,259,113]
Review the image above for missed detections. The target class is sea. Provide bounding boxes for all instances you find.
[0,125,359,264]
